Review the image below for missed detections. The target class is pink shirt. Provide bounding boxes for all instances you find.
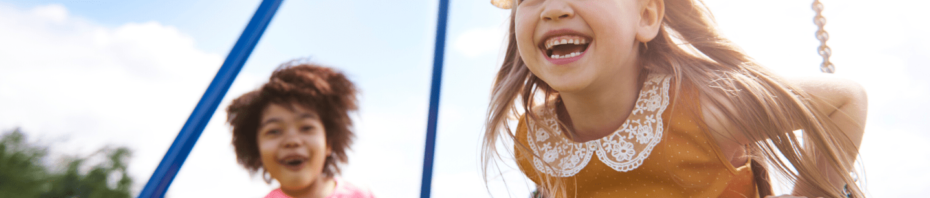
[264,178,375,198]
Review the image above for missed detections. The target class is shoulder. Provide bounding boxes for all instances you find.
[264,189,290,198]
[512,114,543,184]
[516,115,529,137]
[513,112,539,149]
[330,178,376,198]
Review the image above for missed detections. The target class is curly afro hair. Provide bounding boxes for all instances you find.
[226,60,357,182]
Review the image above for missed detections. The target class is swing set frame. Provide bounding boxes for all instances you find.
[137,0,832,197]
[137,0,450,197]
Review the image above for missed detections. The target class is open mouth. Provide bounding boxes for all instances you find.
[279,156,307,170]
[540,35,591,59]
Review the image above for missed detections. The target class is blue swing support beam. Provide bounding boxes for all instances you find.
[138,0,283,197]
[137,0,451,198]
[420,0,451,197]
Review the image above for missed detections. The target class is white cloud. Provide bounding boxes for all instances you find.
[0,3,437,198]
[0,3,272,197]
[30,4,68,23]
[453,27,507,58]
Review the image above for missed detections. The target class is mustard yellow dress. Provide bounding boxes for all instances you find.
[515,74,758,198]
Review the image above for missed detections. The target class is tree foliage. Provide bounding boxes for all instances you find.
[0,128,48,197]
[0,128,133,198]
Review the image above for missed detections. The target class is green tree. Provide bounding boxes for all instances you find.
[0,128,49,198]
[0,128,133,198]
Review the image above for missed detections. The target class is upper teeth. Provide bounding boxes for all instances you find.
[545,35,589,50]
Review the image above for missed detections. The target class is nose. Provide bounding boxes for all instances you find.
[540,0,574,21]
[281,128,302,148]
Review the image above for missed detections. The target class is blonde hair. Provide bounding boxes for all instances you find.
[482,0,864,197]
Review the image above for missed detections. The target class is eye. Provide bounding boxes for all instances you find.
[300,125,314,132]
[265,129,281,135]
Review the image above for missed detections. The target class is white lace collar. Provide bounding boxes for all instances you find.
[526,74,671,177]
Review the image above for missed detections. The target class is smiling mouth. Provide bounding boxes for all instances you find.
[540,35,591,59]
[279,156,307,170]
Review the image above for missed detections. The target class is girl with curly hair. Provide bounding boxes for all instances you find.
[226,61,374,198]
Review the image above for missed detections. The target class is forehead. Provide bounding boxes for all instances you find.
[260,102,319,121]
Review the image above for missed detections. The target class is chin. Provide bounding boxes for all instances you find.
[278,175,313,189]
[538,73,595,93]
[548,83,587,93]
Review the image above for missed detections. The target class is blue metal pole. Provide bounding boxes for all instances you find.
[420,0,451,198]
[138,0,283,197]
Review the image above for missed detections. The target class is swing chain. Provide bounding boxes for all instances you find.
[813,0,834,73]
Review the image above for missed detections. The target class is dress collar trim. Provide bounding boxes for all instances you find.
[526,73,671,177]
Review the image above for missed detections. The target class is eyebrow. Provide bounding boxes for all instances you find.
[259,113,317,128]
[299,113,317,119]
[260,118,282,128]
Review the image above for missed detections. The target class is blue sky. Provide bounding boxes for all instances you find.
[1,0,928,197]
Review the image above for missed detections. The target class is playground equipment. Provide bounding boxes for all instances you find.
[138,0,835,197]
[813,0,834,73]
[137,0,450,197]
[138,1,283,197]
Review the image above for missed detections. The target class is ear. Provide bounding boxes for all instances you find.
[635,0,665,43]
[326,144,333,156]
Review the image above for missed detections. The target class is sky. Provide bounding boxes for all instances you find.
[0,0,928,197]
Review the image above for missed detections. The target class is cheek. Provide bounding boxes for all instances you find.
[257,139,279,170]
[590,17,637,57]
[514,12,538,60]
[602,12,637,42]
[307,135,329,161]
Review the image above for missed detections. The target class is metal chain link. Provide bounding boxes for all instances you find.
[813,0,835,73]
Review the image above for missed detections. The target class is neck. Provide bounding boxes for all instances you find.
[558,67,643,142]
[281,176,336,198]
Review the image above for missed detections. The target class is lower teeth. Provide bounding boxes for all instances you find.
[552,52,581,59]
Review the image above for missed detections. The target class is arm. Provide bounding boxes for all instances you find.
[701,74,868,196]
[789,74,868,196]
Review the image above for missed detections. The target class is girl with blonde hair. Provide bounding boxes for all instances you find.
[483,0,867,197]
